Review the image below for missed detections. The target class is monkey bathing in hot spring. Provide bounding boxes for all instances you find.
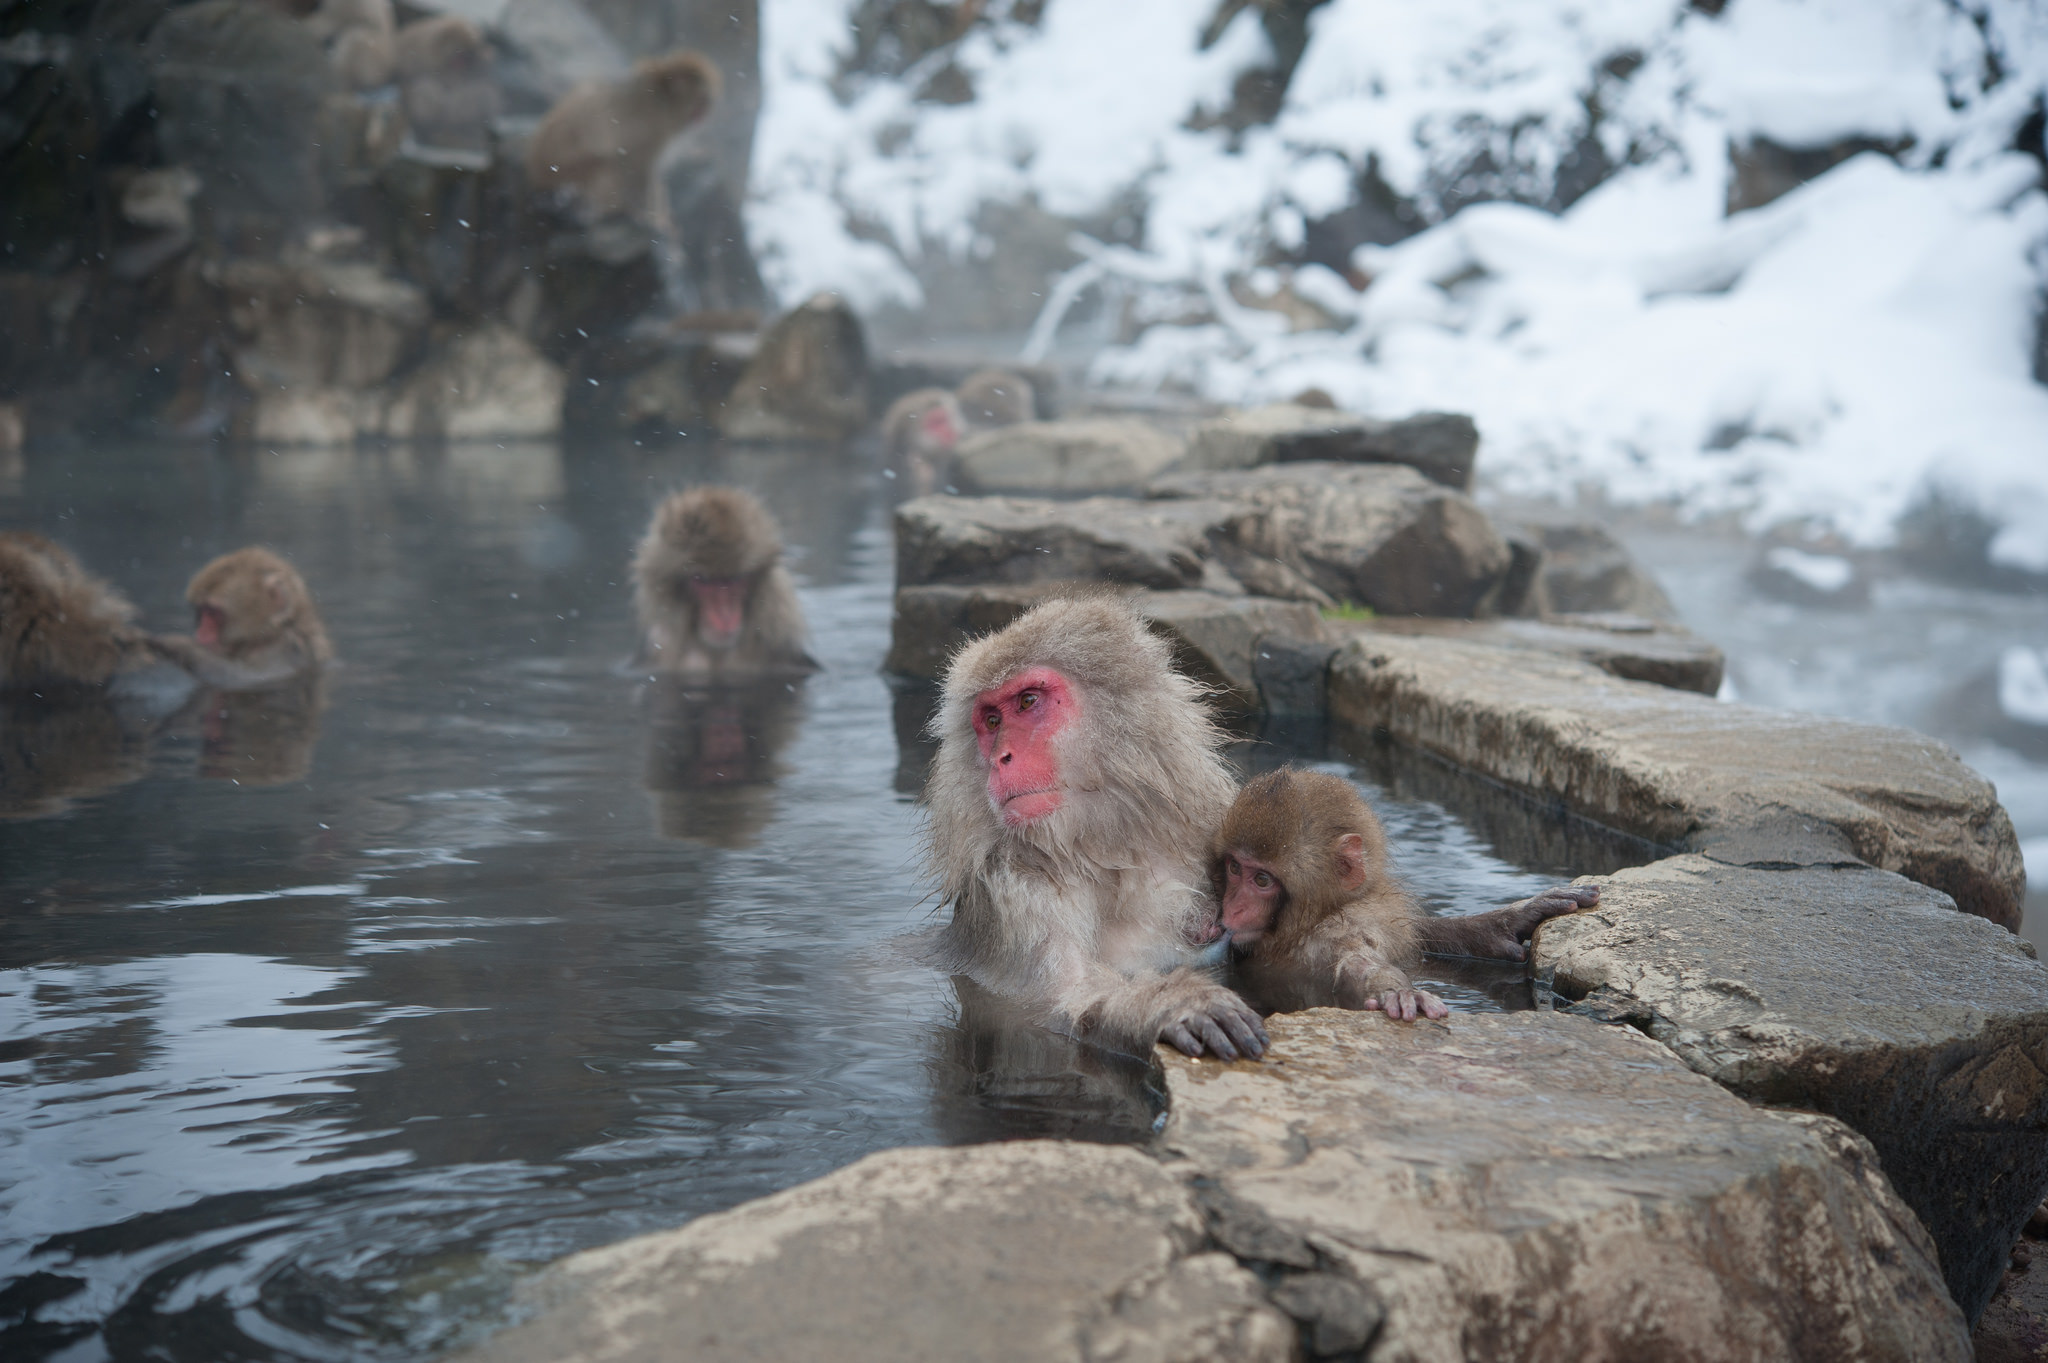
[920,594,1597,1059]
[632,486,817,683]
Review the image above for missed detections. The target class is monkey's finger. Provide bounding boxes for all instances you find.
[1218,1007,1267,1059]
[1192,1015,1240,1061]
[1163,1023,1202,1057]
[1420,990,1450,1020]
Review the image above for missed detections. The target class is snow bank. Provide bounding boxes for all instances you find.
[750,0,2048,548]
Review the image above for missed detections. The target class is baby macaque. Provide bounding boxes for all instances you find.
[394,14,501,153]
[1208,768,1599,1020]
[0,532,155,690]
[154,547,334,690]
[881,387,964,496]
[631,487,817,682]
[955,368,1035,427]
[922,593,1268,1061]
[525,49,719,222]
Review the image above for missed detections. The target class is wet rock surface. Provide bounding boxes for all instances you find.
[1503,513,1681,620]
[1183,402,1480,490]
[894,495,1225,592]
[452,1141,1293,1363]
[1337,613,1726,695]
[1535,855,2048,1325]
[1158,1008,1970,1363]
[954,417,1184,494]
[1328,630,2026,928]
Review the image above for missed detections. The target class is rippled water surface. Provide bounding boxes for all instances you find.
[0,442,1584,1361]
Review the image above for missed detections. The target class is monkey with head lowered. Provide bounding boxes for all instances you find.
[152,547,333,690]
[525,50,719,222]
[923,594,1269,1062]
[0,532,158,690]
[881,368,1037,496]
[632,487,817,683]
[1207,767,1599,1020]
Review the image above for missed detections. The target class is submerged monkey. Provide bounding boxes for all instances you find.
[0,532,158,690]
[153,547,334,690]
[631,486,817,683]
[1207,767,1599,1019]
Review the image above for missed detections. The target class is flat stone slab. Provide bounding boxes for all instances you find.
[453,1142,1294,1363]
[1149,463,1511,617]
[1183,403,1479,490]
[886,582,1323,712]
[894,494,1227,591]
[1535,855,2048,1324]
[1327,631,2025,928]
[955,418,1185,493]
[1337,613,1726,695]
[1159,1009,1969,1362]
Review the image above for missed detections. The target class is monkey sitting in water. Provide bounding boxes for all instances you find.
[632,486,818,683]
[152,547,334,690]
[881,368,1037,496]
[1205,767,1599,1020]
[0,532,159,690]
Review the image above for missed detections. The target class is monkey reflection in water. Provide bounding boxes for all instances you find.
[632,487,818,846]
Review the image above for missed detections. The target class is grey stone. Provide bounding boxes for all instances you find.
[954,418,1184,494]
[1251,636,1340,718]
[1266,1273,1385,1357]
[1150,463,1512,617]
[1158,1009,1970,1363]
[1182,403,1479,490]
[1534,855,2048,1325]
[885,582,1323,713]
[1507,513,1679,620]
[380,324,565,441]
[1326,631,2026,927]
[894,495,1225,592]
[1335,613,1726,694]
[452,1142,1295,1363]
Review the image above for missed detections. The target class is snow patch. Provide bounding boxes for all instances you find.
[1764,547,1855,594]
[2001,647,2048,728]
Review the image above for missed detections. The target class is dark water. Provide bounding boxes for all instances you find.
[0,441,1586,1361]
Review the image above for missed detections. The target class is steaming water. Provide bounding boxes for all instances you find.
[0,442,1595,1361]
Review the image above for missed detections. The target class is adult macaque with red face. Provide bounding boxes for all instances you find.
[632,487,817,683]
[1210,767,1599,1020]
[923,594,1268,1061]
[881,387,964,497]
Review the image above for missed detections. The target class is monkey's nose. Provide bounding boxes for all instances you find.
[998,751,1012,764]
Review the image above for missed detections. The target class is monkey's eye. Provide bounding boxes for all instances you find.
[1225,857,1240,877]
[1016,690,1039,712]
[1253,871,1274,890]
[982,710,1001,731]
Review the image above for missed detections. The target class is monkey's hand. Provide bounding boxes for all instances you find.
[1334,959,1449,1022]
[1493,884,1601,958]
[1363,986,1449,1022]
[1159,981,1268,1062]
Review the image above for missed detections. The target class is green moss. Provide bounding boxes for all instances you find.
[1320,601,1377,621]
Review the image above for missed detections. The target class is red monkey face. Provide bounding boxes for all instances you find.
[1219,851,1285,945]
[973,665,1077,827]
[688,576,751,648]
[193,603,227,647]
[918,403,960,451]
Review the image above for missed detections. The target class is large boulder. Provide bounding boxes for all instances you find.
[719,292,868,442]
[953,418,1183,494]
[1535,855,2048,1325]
[1504,513,1679,620]
[1327,631,2026,928]
[1149,463,1512,617]
[1338,614,1726,695]
[380,323,565,441]
[1184,403,1480,490]
[1159,1009,1969,1362]
[452,1142,1294,1363]
[894,495,1230,592]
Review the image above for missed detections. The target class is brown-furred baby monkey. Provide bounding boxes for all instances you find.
[1207,767,1599,1020]
[154,547,334,690]
[632,486,817,683]
[0,532,156,690]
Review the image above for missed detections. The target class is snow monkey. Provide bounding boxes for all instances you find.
[0,532,155,690]
[1209,767,1600,1020]
[881,387,964,496]
[922,593,1270,1062]
[525,49,720,221]
[308,0,395,91]
[394,14,501,152]
[155,547,334,690]
[631,486,817,682]
[954,367,1035,428]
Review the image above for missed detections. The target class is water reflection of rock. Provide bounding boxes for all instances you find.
[643,679,805,847]
[0,695,151,818]
[926,976,1161,1146]
[189,673,330,786]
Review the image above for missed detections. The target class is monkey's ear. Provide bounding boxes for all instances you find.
[1334,832,1369,891]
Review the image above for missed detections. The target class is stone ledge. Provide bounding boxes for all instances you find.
[451,1141,1293,1363]
[1327,631,2025,928]
[1533,855,2048,1324]
[1336,612,1726,695]
[1157,1008,1968,1362]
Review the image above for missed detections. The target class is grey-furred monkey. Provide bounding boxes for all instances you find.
[631,487,817,683]
[921,593,1269,1061]
[525,50,720,222]
[0,532,156,690]
[152,547,334,690]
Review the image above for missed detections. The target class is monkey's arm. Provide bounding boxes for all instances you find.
[1417,885,1601,963]
[1060,964,1268,1063]
[1298,894,1447,1023]
[149,635,315,690]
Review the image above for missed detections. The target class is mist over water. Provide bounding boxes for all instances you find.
[0,440,1570,1361]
